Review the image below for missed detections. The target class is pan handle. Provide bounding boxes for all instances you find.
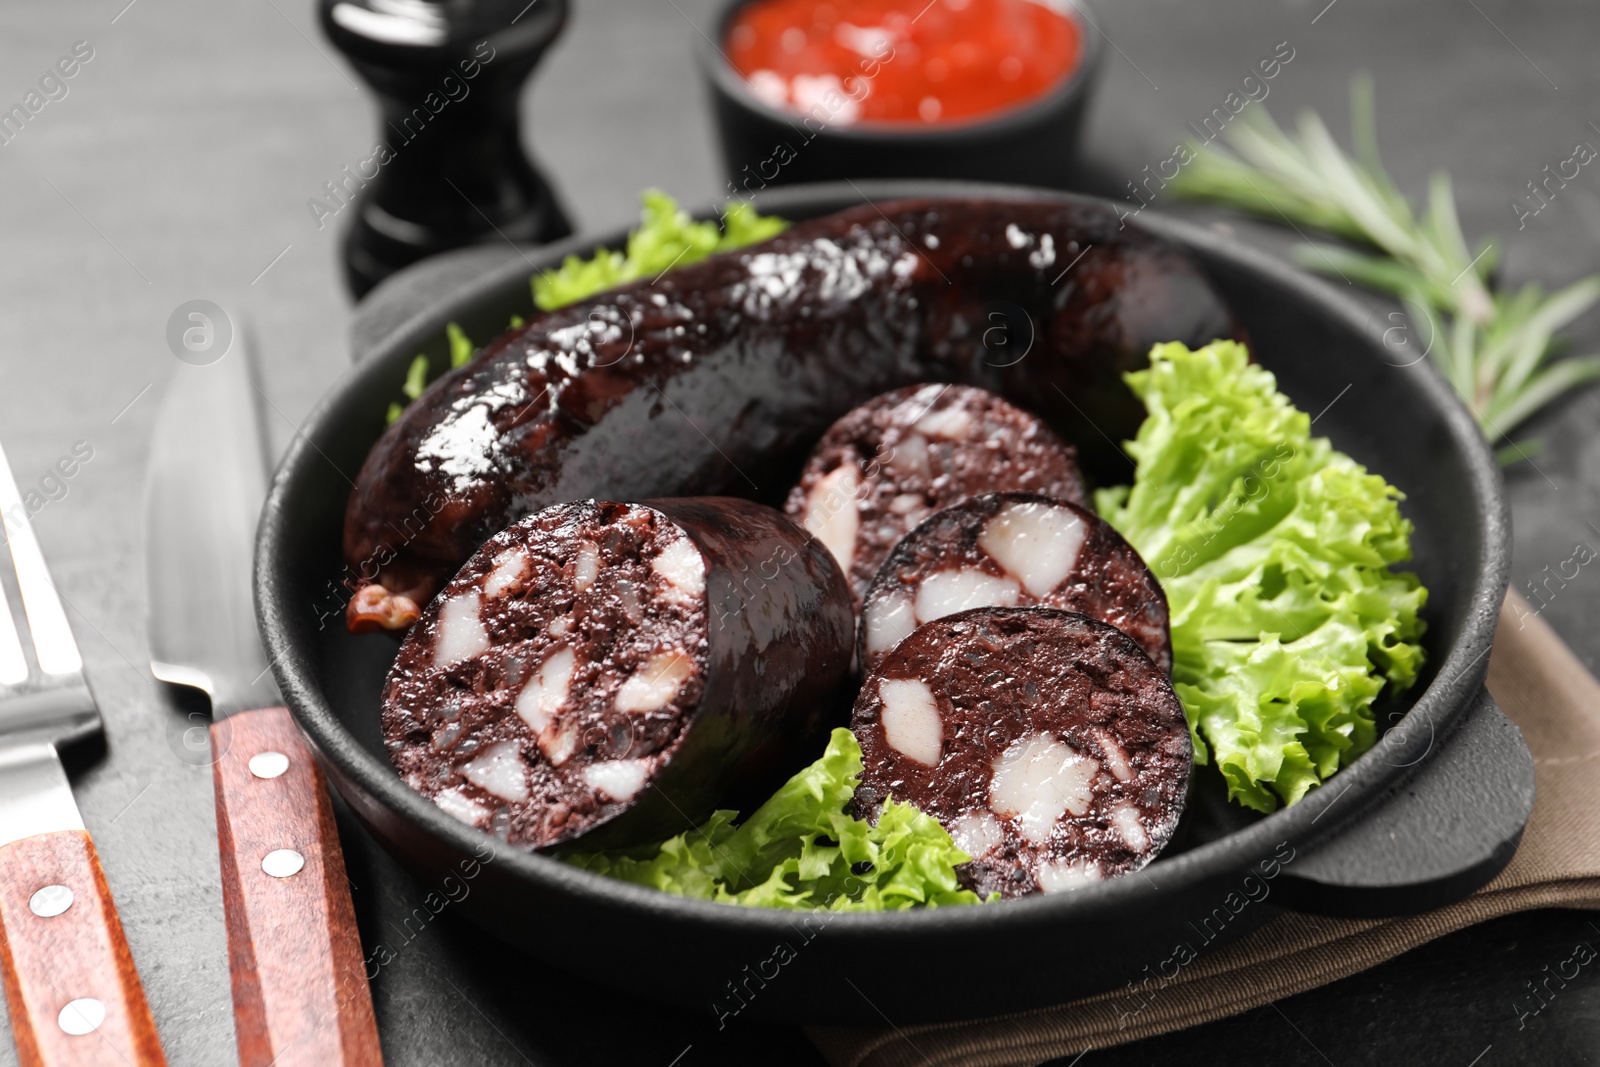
[1275,686,1535,918]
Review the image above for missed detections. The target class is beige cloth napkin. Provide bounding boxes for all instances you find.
[809,592,1600,1067]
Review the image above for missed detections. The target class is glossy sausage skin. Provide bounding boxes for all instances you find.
[638,497,856,840]
[344,197,1237,630]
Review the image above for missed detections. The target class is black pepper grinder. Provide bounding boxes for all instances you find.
[319,0,573,299]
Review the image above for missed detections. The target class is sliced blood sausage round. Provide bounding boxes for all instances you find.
[783,385,1086,607]
[858,492,1170,674]
[343,196,1238,630]
[851,607,1190,899]
[381,497,854,849]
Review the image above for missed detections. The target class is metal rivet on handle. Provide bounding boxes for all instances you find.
[29,884,73,918]
[248,751,290,779]
[262,849,305,878]
[58,998,105,1036]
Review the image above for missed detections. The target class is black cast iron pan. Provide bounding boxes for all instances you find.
[257,180,1531,1024]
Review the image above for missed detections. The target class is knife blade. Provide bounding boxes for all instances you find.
[0,439,167,1067]
[145,328,277,715]
[144,334,382,1067]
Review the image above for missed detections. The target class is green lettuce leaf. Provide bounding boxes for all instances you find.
[564,728,988,911]
[1095,341,1427,813]
[385,353,434,424]
[446,322,475,368]
[532,191,787,311]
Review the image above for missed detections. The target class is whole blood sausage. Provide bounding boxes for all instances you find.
[783,385,1086,607]
[858,492,1170,673]
[344,196,1237,630]
[381,497,854,849]
[851,607,1190,898]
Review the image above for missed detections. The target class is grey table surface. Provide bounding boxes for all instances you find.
[2,0,1599,1064]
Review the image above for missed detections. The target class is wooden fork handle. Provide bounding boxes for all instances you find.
[212,706,382,1067]
[0,829,167,1066]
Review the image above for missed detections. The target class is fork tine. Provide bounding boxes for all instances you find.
[0,441,83,677]
[0,556,25,685]
[0,446,38,683]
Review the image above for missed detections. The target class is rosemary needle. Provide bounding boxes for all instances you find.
[1171,75,1600,460]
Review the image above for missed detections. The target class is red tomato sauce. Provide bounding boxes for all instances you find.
[724,0,1082,126]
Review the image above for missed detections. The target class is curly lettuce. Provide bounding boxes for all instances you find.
[1096,341,1427,813]
[533,191,787,311]
[565,729,987,911]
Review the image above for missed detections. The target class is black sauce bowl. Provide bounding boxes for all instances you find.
[697,0,1106,192]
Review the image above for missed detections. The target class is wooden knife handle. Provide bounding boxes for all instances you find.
[212,706,382,1067]
[0,829,167,1066]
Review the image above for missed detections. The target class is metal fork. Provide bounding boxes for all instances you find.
[0,438,167,1067]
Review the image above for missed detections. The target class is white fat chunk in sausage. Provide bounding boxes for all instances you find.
[1029,234,1056,270]
[548,616,573,637]
[890,433,929,478]
[516,646,576,735]
[863,590,918,659]
[615,651,693,712]
[461,741,528,804]
[989,733,1100,845]
[651,536,706,603]
[878,678,943,766]
[573,540,600,592]
[888,493,924,515]
[913,405,973,440]
[540,721,578,767]
[483,547,530,598]
[1037,858,1104,893]
[1112,802,1150,852]
[949,811,1004,859]
[434,590,489,667]
[914,567,1020,623]
[584,758,651,802]
[1092,727,1134,783]
[978,501,1086,598]
[433,788,490,828]
[803,463,860,575]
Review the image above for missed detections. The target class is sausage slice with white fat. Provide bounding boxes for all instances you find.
[859,493,1171,673]
[784,384,1087,606]
[382,498,854,849]
[851,607,1190,899]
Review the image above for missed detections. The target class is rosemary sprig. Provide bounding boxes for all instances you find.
[1171,76,1600,460]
